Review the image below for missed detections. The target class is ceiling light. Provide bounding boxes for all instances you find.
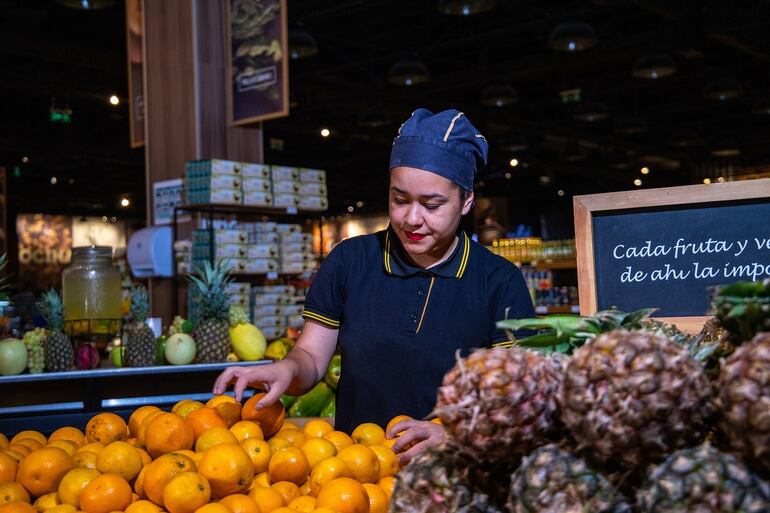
[109,95,119,106]
[539,175,552,186]
[704,78,744,101]
[356,201,364,208]
[347,206,354,213]
[50,177,58,185]
[634,178,642,187]
[289,27,318,59]
[573,101,609,122]
[614,117,647,135]
[504,172,512,179]
[703,178,711,184]
[548,21,597,52]
[55,0,116,9]
[710,148,741,157]
[480,84,518,107]
[21,156,29,163]
[387,56,430,86]
[640,166,650,175]
[717,176,725,183]
[557,189,565,197]
[631,54,677,79]
[509,158,519,167]
[320,128,330,137]
[357,105,392,128]
[437,0,495,15]
[120,198,130,207]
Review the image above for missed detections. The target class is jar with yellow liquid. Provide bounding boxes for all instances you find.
[62,246,122,337]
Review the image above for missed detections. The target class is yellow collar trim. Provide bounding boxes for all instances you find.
[455,232,470,278]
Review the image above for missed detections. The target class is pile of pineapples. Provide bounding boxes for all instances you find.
[390,278,770,513]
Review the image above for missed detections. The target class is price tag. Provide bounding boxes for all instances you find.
[267,271,279,280]
[286,207,298,215]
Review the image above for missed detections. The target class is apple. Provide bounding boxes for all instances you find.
[0,338,27,375]
[164,333,196,365]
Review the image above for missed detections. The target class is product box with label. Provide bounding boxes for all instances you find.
[282,251,315,262]
[279,261,307,274]
[226,282,251,296]
[253,285,296,294]
[260,326,284,340]
[253,222,278,232]
[242,177,272,192]
[241,162,270,179]
[186,159,242,177]
[298,195,328,211]
[248,244,279,259]
[273,193,299,208]
[253,315,286,327]
[251,232,280,244]
[243,190,273,207]
[271,166,300,181]
[281,232,313,243]
[272,180,300,194]
[286,314,304,329]
[280,242,313,254]
[195,229,248,244]
[281,304,304,316]
[277,224,302,234]
[299,168,326,183]
[228,294,250,307]
[253,304,283,317]
[243,259,279,274]
[298,182,327,196]
[254,293,291,306]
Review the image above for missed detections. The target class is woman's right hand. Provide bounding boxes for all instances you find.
[212,359,298,405]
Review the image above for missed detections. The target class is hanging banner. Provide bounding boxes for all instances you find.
[16,214,73,292]
[126,0,145,147]
[226,0,289,126]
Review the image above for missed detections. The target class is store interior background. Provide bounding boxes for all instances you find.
[1,0,770,308]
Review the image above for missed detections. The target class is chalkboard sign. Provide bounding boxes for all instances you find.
[574,179,770,333]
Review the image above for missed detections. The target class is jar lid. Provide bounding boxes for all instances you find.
[72,245,113,258]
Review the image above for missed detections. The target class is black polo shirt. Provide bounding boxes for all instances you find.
[302,227,535,433]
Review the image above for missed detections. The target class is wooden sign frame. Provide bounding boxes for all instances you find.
[573,178,770,334]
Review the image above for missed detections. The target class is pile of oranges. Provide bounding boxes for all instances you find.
[0,393,410,513]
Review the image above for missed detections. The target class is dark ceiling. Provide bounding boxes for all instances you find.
[2,0,770,227]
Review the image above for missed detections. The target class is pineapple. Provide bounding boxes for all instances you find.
[37,289,74,372]
[189,261,232,363]
[23,328,46,374]
[711,278,770,345]
[559,330,715,470]
[716,332,770,476]
[434,346,563,465]
[124,285,156,367]
[508,444,631,513]
[636,443,770,512]
[390,441,507,513]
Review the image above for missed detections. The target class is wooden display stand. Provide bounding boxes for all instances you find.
[573,179,770,334]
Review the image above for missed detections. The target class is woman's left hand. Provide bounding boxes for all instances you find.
[387,419,446,465]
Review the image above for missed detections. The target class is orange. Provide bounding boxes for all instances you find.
[133,467,146,498]
[379,438,396,451]
[141,453,196,505]
[145,413,195,458]
[430,418,442,425]
[0,482,31,503]
[57,468,102,506]
[10,432,46,447]
[13,439,44,452]
[0,502,36,513]
[128,407,161,438]
[194,504,232,513]
[336,445,379,484]
[384,416,412,437]
[308,458,349,496]
[136,448,152,467]
[315,478,369,513]
[268,448,309,486]
[0,452,18,484]
[230,422,263,443]
[136,411,164,448]
[252,472,270,489]
[162,472,211,513]
[174,449,195,460]
[194,427,238,453]
[214,403,243,428]
[361,485,386,513]
[6,446,30,458]
[240,439,271,474]
[273,431,303,450]
[172,401,204,420]
[0,434,8,451]
[218,494,259,513]
[75,443,105,456]
[266,438,291,456]
[86,414,128,445]
[350,425,384,447]
[269,482,299,507]
[2,451,23,464]
[41,505,75,513]
[240,395,285,437]
[46,440,79,457]
[205,395,237,409]
[125,500,164,513]
[96,442,143,481]
[270,508,298,513]
[197,444,254,499]
[248,486,283,513]
[278,423,300,432]
[49,427,87,448]
[375,477,393,499]
[72,451,98,471]
[299,439,336,469]
[32,491,60,512]
[301,421,333,440]
[17,447,75,496]
[186,408,229,440]
[312,508,338,513]
[79,474,133,513]
[367,447,397,480]
[287,496,315,513]
[298,481,312,497]
[127,437,142,448]
[321,432,352,454]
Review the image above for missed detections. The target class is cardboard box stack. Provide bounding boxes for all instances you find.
[184,159,243,204]
[242,163,273,207]
[191,228,251,274]
[298,168,328,211]
[251,285,304,340]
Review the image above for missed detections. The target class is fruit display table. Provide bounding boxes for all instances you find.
[0,360,269,435]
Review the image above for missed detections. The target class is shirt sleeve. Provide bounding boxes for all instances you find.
[302,242,346,329]
[489,262,536,343]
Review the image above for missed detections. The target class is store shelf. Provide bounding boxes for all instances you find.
[535,305,580,315]
[526,258,577,270]
[177,203,321,219]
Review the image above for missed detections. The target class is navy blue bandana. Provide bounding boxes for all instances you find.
[389,108,489,191]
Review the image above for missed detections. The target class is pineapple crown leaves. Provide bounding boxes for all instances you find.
[37,289,64,331]
[0,253,11,301]
[129,285,150,322]
[710,278,770,344]
[187,260,233,322]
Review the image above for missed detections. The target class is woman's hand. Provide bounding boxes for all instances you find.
[387,419,446,465]
[212,359,298,405]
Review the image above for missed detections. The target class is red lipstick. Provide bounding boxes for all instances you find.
[405,232,426,241]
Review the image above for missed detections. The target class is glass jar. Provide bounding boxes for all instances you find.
[62,246,122,336]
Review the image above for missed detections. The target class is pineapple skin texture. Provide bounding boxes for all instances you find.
[194,319,230,363]
[560,330,715,469]
[125,322,156,367]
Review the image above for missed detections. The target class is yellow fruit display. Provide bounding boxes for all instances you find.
[336,445,379,484]
[229,324,267,361]
[96,441,143,481]
[57,468,101,506]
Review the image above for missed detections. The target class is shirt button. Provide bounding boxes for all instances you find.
[410,313,417,322]
[417,290,424,296]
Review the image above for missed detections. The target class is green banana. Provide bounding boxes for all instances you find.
[288,382,333,417]
[320,394,335,418]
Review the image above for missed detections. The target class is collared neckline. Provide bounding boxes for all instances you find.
[383,226,470,278]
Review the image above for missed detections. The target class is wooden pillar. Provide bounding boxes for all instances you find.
[143,0,263,324]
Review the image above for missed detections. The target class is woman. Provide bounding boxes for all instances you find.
[214,109,535,463]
